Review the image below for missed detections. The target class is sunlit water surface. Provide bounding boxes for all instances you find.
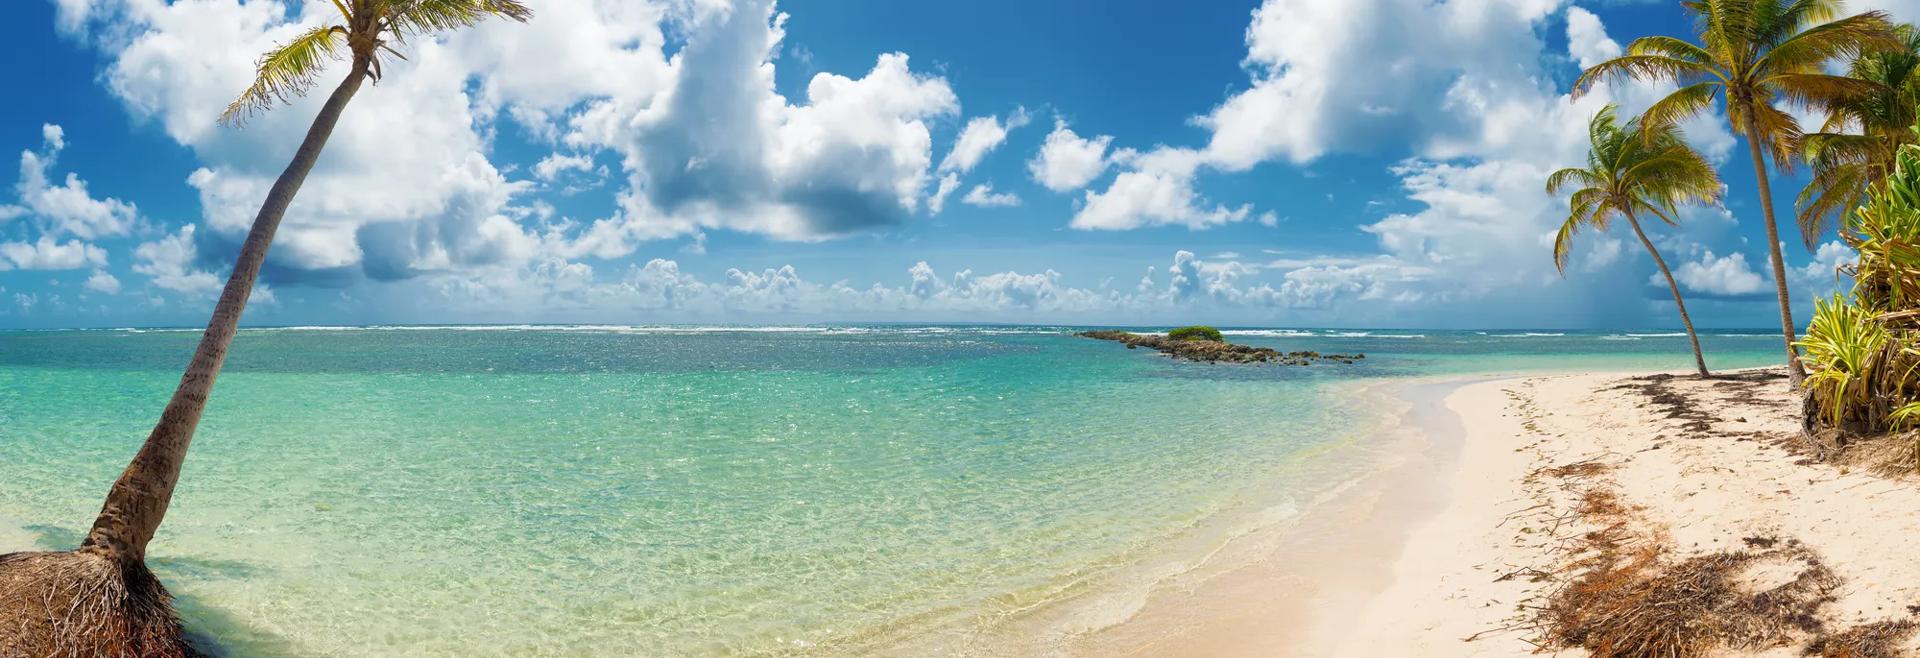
[0,326,1783,656]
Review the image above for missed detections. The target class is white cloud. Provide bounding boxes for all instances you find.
[532,153,600,182]
[1027,120,1112,192]
[1793,240,1860,297]
[1667,250,1768,297]
[11,124,139,240]
[0,236,109,271]
[960,183,1019,208]
[133,224,222,296]
[1198,0,1564,169]
[566,0,959,253]
[938,108,1029,174]
[1071,148,1248,230]
[1564,7,1622,69]
[85,269,121,294]
[928,173,961,215]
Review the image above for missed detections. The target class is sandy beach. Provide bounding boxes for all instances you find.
[1077,368,1920,656]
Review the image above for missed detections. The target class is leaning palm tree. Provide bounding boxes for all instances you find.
[1551,105,1724,378]
[0,1,529,655]
[1799,24,1920,244]
[1573,0,1898,387]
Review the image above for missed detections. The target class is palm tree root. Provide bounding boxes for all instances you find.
[0,550,193,658]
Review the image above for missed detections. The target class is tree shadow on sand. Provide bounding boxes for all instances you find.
[21,524,309,657]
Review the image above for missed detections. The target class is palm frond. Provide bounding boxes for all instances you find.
[1574,55,1720,97]
[1759,11,1899,72]
[1627,35,1716,64]
[1766,72,1885,111]
[219,24,349,126]
[1553,214,1583,274]
[382,0,532,38]
[1547,168,1602,195]
[1639,82,1721,133]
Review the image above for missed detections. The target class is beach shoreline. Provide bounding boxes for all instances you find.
[1068,366,1920,657]
[1054,374,1496,656]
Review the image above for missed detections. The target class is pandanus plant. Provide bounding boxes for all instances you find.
[0,2,529,655]
[1799,139,1920,448]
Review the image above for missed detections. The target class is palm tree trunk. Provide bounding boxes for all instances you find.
[1741,109,1807,387]
[79,59,370,563]
[1625,209,1709,378]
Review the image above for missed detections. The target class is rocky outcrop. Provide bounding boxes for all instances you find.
[1077,330,1364,365]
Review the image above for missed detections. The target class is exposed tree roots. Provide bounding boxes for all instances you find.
[0,550,193,658]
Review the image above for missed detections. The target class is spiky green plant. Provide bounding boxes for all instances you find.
[1799,293,1889,427]
[1798,136,1920,441]
[1574,0,1901,387]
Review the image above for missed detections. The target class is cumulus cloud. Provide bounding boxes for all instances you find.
[566,0,958,253]
[1667,250,1769,298]
[532,153,601,182]
[85,269,121,294]
[0,236,109,271]
[1794,240,1860,297]
[51,0,985,306]
[1072,148,1248,230]
[960,183,1019,208]
[928,173,962,215]
[939,108,1029,174]
[133,224,222,296]
[12,123,139,240]
[1027,120,1112,192]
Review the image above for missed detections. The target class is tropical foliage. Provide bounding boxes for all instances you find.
[1798,24,1920,244]
[1549,105,1721,377]
[1799,141,1920,442]
[1573,0,1900,385]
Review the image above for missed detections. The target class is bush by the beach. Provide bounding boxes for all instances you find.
[1800,142,1920,452]
[1167,326,1223,342]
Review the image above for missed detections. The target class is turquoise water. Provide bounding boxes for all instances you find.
[0,326,1783,656]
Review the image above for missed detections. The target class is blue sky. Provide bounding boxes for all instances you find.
[0,0,1905,329]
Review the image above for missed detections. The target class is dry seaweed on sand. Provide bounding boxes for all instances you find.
[1805,620,1920,658]
[1540,537,1840,657]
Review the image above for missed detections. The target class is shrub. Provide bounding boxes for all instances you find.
[1167,325,1224,342]
[1799,141,1920,443]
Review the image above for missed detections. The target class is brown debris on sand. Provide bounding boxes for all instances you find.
[1076,330,1364,365]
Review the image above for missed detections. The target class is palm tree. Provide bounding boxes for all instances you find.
[0,1,529,655]
[1573,0,1898,387]
[1552,105,1724,378]
[1799,24,1920,244]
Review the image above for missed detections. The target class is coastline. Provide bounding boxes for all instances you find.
[1051,374,1491,656]
[1336,368,1920,656]
[24,366,1871,657]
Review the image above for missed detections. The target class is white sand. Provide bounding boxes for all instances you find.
[1338,371,1920,656]
[1079,370,1920,656]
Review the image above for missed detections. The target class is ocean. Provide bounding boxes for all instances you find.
[0,326,1785,656]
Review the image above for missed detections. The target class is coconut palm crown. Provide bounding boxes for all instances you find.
[1799,24,1920,244]
[1550,104,1724,377]
[1571,0,1899,386]
[222,0,533,125]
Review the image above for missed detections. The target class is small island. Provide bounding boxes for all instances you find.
[1077,326,1364,365]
